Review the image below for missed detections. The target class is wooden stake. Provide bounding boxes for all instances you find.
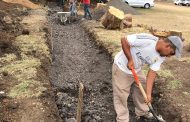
[76,82,84,122]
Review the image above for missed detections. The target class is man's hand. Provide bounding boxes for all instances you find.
[127,60,134,70]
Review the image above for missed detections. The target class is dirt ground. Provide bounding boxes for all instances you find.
[0,1,61,122]
[1,0,189,122]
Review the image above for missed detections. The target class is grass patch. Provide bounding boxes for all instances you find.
[133,3,190,44]
[179,57,190,64]
[14,35,50,60]
[158,69,173,78]
[0,58,41,77]
[8,80,33,98]
[167,80,182,90]
[182,91,190,96]
[0,54,17,64]
[0,58,45,98]
[8,79,47,98]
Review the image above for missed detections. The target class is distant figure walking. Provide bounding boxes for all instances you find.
[69,0,77,16]
[81,0,92,20]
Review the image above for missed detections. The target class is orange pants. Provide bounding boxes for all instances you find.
[112,64,149,122]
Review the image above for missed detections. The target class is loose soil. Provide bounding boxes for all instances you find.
[155,50,190,122]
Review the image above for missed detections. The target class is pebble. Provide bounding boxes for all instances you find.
[0,91,5,94]
[66,118,76,122]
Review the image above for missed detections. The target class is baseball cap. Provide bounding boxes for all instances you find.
[167,36,183,58]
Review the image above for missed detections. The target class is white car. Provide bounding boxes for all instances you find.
[182,0,190,6]
[174,0,184,5]
[123,0,154,9]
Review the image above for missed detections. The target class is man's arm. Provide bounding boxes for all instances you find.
[146,69,157,102]
[121,36,134,70]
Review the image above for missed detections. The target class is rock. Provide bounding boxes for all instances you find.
[66,118,76,122]
[0,91,5,94]
[2,71,8,77]
[3,16,13,24]
[22,29,30,35]
[7,102,19,109]
[84,115,91,122]
[90,119,97,122]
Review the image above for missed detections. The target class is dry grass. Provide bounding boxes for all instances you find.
[14,35,50,60]
[0,54,17,64]
[133,2,190,45]
[0,30,49,99]
[179,57,190,63]
[0,58,46,98]
[158,69,174,78]
[167,79,182,90]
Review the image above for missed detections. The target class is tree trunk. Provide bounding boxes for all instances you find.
[120,14,132,29]
[101,6,124,29]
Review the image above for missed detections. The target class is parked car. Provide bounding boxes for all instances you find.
[174,0,184,5]
[182,0,190,6]
[123,0,154,9]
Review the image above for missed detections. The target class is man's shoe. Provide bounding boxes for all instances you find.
[81,18,86,20]
[136,112,154,120]
[142,112,154,120]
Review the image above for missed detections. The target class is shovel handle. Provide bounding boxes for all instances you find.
[131,68,148,102]
[131,68,140,85]
[131,68,166,122]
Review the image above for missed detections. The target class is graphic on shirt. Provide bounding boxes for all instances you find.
[136,52,152,65]
[114,33,165,74]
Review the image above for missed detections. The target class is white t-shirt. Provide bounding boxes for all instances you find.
[114,33,165,74]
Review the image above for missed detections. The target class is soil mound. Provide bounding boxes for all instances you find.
[107,0,140,15]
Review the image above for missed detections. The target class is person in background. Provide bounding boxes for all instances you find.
[69,0,77,16]
[81,0,92,20]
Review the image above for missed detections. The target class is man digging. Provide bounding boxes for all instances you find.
[112,33,183,122]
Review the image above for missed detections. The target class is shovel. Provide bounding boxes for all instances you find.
[131,68,166,122]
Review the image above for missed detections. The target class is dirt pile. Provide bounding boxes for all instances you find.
[93,3,108,20]
[107,0,140,15]
[2,0,39,9]
[93,0,140,20]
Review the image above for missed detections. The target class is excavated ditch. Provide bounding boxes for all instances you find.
[48,3,166,122]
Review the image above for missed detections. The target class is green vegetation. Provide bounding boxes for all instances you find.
[167,80,182,90]
[158,69,173,78]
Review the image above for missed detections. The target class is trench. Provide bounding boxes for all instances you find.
[48,3,164,122]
